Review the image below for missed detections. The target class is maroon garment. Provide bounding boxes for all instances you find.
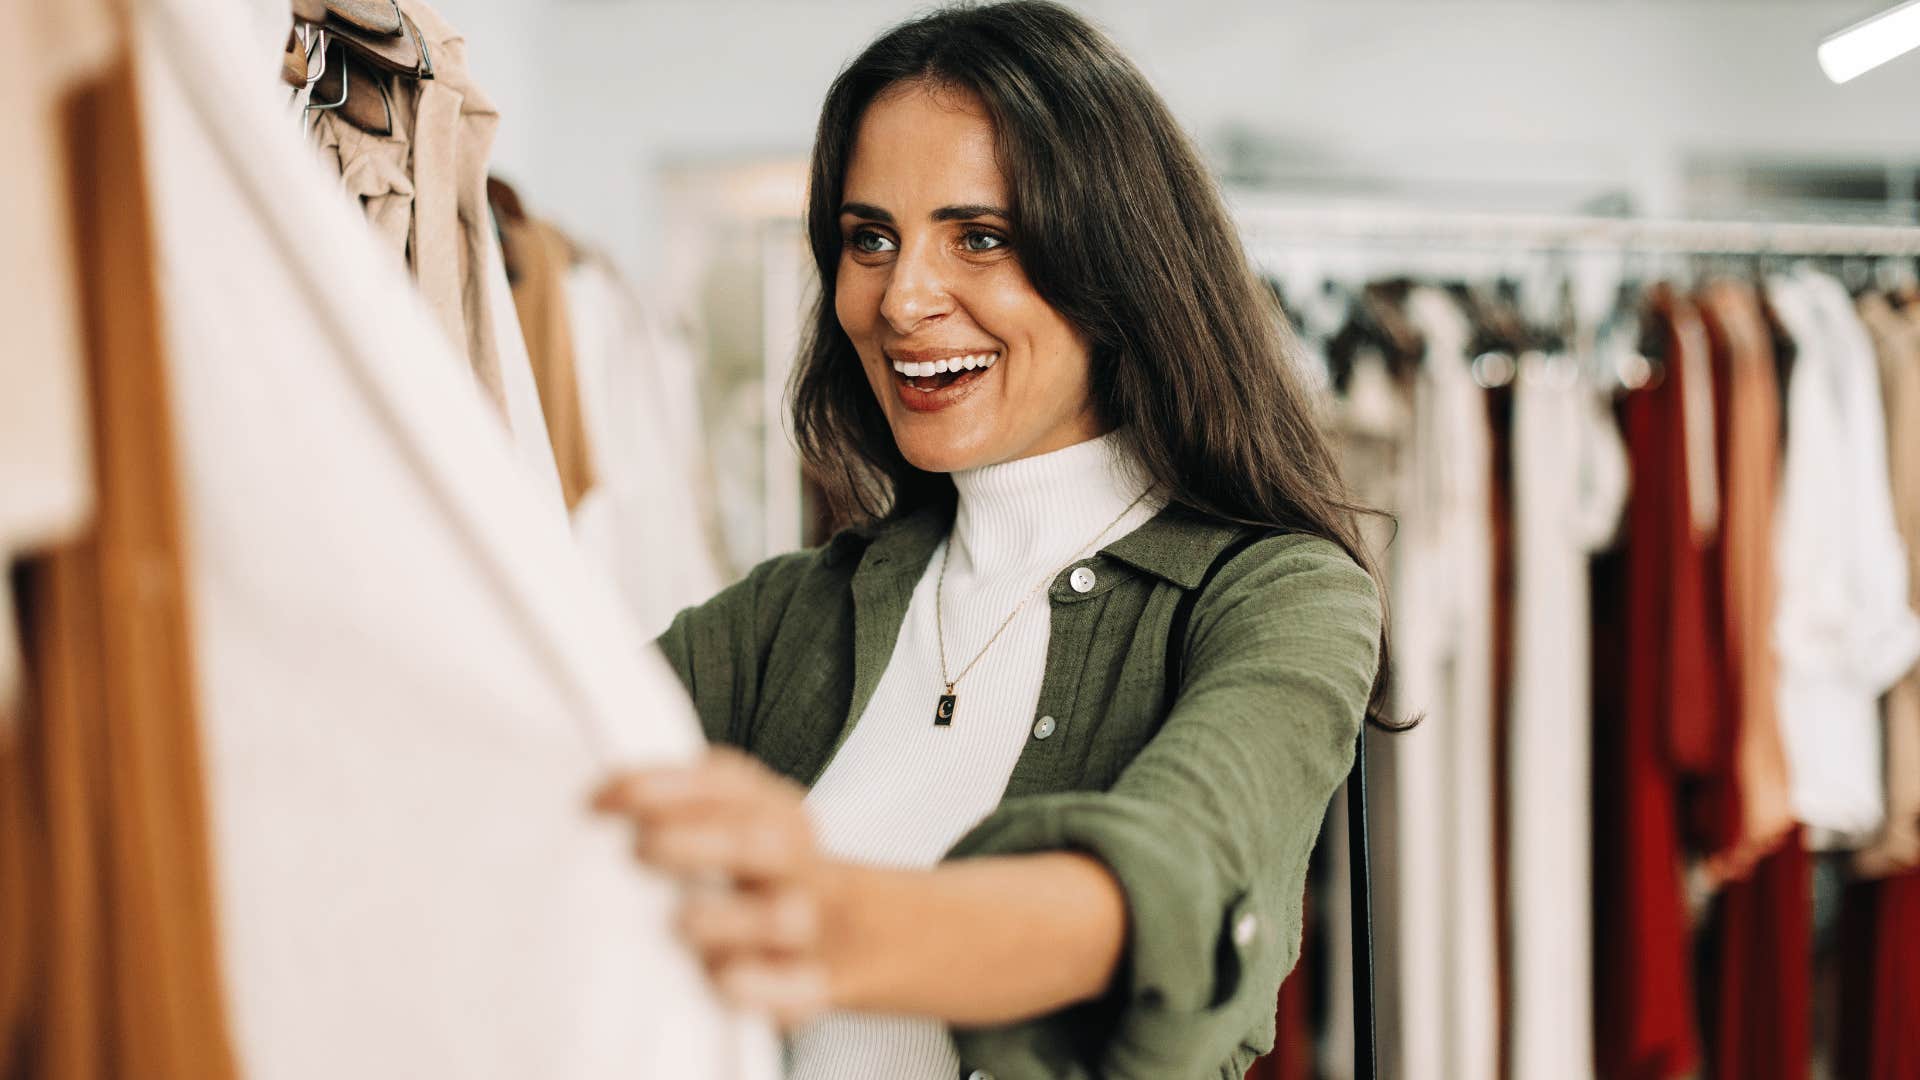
[1872,872,1920,1079]
[1706,829,1811,1080]
[1838,869,1920,1080]
[1648,290,1731,780]
[1595,286,1722,1080]
[1245,893,1313,1080]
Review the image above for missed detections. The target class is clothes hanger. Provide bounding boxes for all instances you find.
[1593,277,1651,394]
[305,39,396,136]
[287,23,328,132]
[305,42,351,115]
[1319,279,1365,394]
[1324,278,1424,393]
[1459,278,1529,389]
[1361,277,1424,374]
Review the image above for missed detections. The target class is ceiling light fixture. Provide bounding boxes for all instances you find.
[1820,0,1920,84]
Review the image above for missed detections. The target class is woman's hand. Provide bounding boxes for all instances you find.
[594,747,1128,1029]
[592,747,845,1028]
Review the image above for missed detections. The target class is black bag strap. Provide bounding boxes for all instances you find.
[1163,532,1376,1080]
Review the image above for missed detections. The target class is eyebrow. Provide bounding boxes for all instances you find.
[837,202,1012,224]
[931,204,1011,223]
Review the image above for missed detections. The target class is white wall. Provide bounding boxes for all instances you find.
[435,0,1920,286]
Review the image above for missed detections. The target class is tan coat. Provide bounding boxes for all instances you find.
[1698,279,1795,882]
[310,0,506,413]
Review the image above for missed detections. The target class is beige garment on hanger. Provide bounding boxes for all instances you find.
[2,18,241,1078]
[312,98,416,252]
[1388,287,1500,1080]
[1506,354,1627,1080]
[1855,292,1920,876]
[1698,279,1795,883]
[308,0,506,413]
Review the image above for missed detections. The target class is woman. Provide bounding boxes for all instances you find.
[593,3,1390,1077]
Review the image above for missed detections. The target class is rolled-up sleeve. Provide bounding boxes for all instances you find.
[946,535,1381,1078]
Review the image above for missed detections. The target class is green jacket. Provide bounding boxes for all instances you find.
[657,501,1380,1080]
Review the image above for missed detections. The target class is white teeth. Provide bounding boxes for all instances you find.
[891,352,999,378]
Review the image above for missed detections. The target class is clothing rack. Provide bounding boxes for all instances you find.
[1233,203,1920,256]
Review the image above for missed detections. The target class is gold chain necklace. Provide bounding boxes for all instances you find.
[932,488,1153,726]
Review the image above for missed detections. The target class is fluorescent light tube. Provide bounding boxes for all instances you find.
[1820,0,1920,84]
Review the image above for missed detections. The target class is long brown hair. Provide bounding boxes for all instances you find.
[790,0,1401,728]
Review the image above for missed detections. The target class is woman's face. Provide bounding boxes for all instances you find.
[834,80,1106,473]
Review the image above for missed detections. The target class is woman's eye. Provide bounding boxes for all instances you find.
[962,230,1006,253]
[849,230,896,254]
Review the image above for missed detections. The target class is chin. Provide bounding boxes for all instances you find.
[891,423,1001,474]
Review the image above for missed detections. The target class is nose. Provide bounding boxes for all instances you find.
[878,239,954,335]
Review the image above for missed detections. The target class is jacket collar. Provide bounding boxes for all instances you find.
[1100,505,1249,588]
[832,500,1247,591]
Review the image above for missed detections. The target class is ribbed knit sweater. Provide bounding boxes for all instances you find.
[788,432,1162,1080]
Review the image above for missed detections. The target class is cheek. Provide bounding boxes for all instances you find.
[833,263,881,340]
[986,288,1091,390]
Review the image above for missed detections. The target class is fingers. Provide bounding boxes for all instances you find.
[707,955,831,1030]
[632,802,812,882]
[595,750,814,883]
[680,882,822,953]
[681,882,835,1027]
[592,750,838,1024]
[594,746,797,817]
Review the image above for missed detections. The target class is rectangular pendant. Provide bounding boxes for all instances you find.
[935,693,957,726]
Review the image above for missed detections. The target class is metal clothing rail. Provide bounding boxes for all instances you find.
[1233,203,1920,256]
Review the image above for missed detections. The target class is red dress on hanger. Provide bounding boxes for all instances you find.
[1595,285,1722,1080]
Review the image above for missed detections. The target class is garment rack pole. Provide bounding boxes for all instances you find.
[1233,205,1920,256]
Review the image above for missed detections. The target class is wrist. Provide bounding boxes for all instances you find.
[813,859,884,1012]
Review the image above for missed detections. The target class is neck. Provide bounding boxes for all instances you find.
[947,432,1154,572]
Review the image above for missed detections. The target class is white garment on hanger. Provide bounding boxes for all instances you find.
[134,2,778,1077]
[1769,268,1920,844]
[1386,287,1499,1080]
[1506,354,1627,1080]
[566,261,726,638]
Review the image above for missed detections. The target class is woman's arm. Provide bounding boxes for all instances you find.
[593,748,1126,1028]
[826,852,1126,1025]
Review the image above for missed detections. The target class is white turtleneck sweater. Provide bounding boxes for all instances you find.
[787,432,1163,1080]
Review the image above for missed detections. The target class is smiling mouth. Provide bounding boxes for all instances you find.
[890,351,999,392]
